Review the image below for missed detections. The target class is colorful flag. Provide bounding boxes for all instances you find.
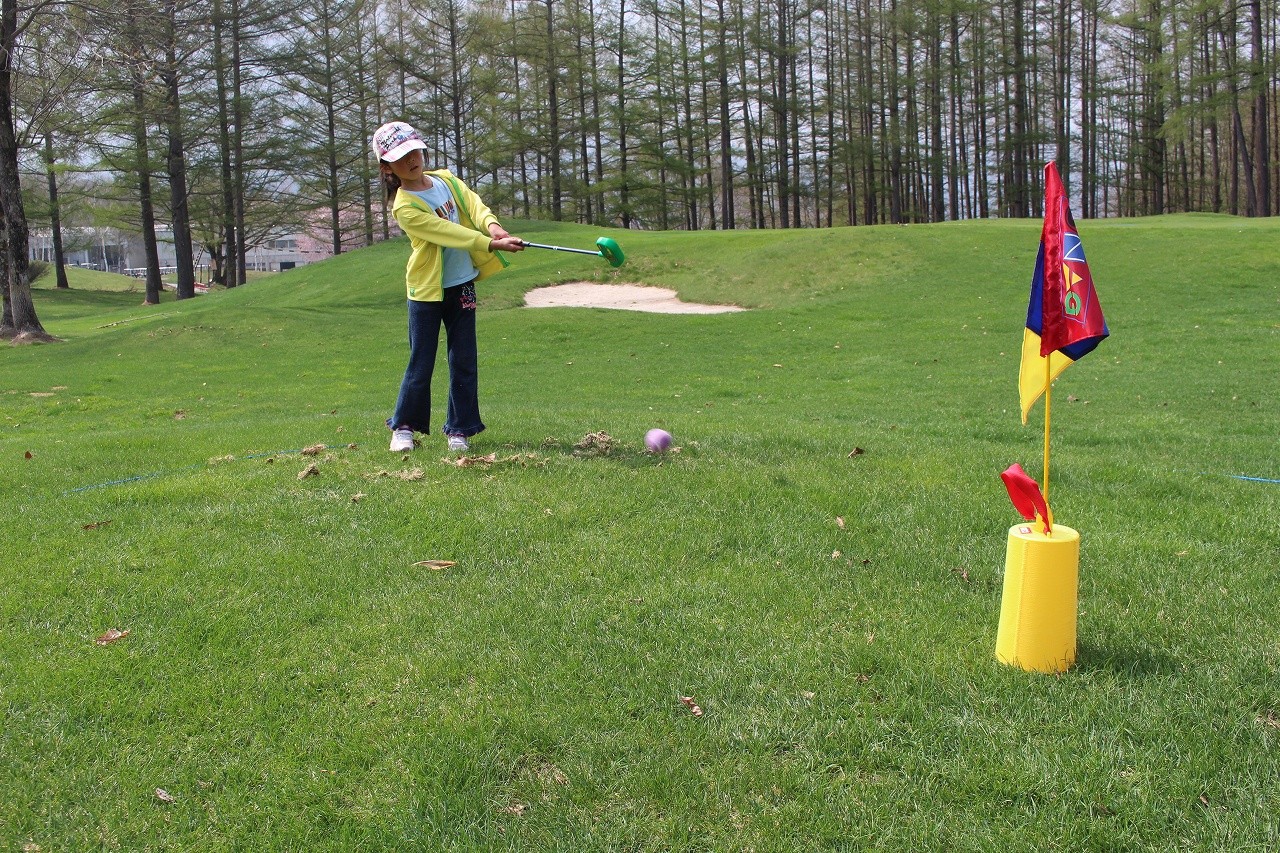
[1018,163,1109,423]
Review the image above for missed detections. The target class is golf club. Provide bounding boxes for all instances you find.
[519,236,626,268]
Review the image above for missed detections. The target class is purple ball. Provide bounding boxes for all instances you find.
[645,428,673,453]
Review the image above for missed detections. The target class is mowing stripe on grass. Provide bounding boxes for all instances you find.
[64,449,304,494]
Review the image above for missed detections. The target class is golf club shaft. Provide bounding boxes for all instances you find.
[520,241,601,257]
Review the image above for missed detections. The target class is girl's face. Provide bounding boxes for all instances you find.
[383,148,425,183]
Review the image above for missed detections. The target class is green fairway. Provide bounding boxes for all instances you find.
[3,215,1278,850]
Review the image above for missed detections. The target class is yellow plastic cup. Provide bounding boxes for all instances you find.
[995,523,1080,673]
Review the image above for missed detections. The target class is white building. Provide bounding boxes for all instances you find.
[29,225,311,278]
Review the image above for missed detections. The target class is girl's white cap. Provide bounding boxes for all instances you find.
[372,121,427,162]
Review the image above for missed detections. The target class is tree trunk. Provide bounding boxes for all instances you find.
[43,133,69,289]
[1248,0,1270,215]
[356,17,374,247]
[774,0,790,228]
[575,2,593,223]
[733,0,761,227]
[1010,0,1030,217]
[163,0,197,300]
[588,0,605,224]
[546,0,562,220]
[131,67,165,305]
[652,7,670,229]
[859,0,876,224]
[118,1,166,304]
[0,0,52,341]
[616,0,631,229]
[232,0,247,284]
[887,0,903,223]
[678,0,698,229]
[928,5,943,222]
[213,0,237,287]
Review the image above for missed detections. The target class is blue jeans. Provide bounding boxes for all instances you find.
[388,282,485,437]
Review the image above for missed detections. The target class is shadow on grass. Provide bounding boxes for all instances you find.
[1074,641,1180,677]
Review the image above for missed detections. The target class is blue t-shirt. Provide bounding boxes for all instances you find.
[407,180,480,288]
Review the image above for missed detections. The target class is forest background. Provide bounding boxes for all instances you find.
[1,0,1278,336]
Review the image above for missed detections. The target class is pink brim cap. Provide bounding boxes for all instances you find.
[380,138,427,163]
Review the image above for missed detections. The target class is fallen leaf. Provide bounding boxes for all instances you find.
[351,492,366,503]
[679,695,704,717]
[501,802,528,815]
[82,520,113,530]
[298,463,320,479]
[173,410,186,420]
[801,691,816,700]
[413,560,456,570]
[952,566,970,582]
[572,431,615,456]
[347,443,358,450]
[24,450,32,459]
[372,468,417,480]
[24,843,41,852]
[831,550,842,559]
[369,467,426,481]
[1258,712,1280,729]
[301,444,327,456]
[155,788,175,803]
[95,628,130,646]
[836,516,845,529]
[848,447,865,458]
[452,453,497,467]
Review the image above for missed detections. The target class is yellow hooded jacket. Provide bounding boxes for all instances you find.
[390,169,509,302]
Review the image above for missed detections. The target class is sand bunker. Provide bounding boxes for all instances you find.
[524,283,745,314]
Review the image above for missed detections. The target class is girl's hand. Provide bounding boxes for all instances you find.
[490,235,525,252]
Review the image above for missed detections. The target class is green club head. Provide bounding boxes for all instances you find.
[596,237,625,268]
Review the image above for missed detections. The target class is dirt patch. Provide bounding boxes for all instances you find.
[524,283,745,314]
[5,330,61,345]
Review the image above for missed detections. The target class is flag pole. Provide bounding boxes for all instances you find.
[1043,356,1052,504]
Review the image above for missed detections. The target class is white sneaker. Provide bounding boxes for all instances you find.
[389,428,415,452]
[447,434,469,453]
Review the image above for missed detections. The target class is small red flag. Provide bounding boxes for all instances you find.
[1000,464,1053,534]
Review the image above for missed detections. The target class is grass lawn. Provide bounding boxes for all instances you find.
[3,214,1278,850]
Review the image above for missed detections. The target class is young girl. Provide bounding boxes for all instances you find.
[372,121,525,453]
